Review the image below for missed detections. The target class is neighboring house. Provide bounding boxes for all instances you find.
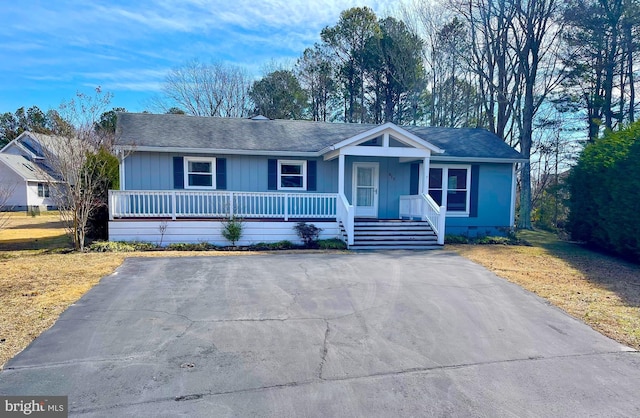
[109,113,526,249]
[0,154,56,211]
[0,131,60,211]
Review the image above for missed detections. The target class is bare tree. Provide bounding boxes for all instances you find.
[509,0,565,229]
[0,182,16,231]
[44,88,115,251]
[155,60,253,118]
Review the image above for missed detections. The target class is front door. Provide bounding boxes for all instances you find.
[353,162,379,218]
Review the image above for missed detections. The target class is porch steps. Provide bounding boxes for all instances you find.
[347,220,441,250]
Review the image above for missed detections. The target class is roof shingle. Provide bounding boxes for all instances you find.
[116,113,525,161]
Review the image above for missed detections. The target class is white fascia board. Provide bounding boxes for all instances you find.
[115,145,319,158]
[430,156,529,164]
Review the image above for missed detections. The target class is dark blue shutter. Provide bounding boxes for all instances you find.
[216,158,227,190]
[268,159,277,190]
[469,165,479,217]
[173,156,184,189]
[409,162,420,195]
[307,160,317,191]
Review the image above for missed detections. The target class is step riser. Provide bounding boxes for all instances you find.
[342,221,440,250]
[355,229,435,235]
[355,228,434,233]
[350,246,443,250]
[353,238,438,245]
[355,242,438,246]
[354,221,429,226]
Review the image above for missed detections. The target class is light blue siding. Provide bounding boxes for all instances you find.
[124,152,173,190]
[227,156,338,193]
[444,163,514,236]
[344,156,412,219]
[124,152,338,193]
[123,151,515,235]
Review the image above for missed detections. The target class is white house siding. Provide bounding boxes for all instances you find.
[0,163,27,208]
[108,220,341,246]
[25,181,56,208]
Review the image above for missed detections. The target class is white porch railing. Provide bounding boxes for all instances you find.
[399,194,446,245]
[337,193,354,246]
[109,190,338,221]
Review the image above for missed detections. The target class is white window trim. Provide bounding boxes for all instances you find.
[429,164,471,217]
[37,183,50,198]
[277,159,307,191]
[184,156,216,190]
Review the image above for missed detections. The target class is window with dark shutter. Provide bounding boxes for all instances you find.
[307,160,317,191]
[173,156,184,189]
[216,158,227,190]
[268,159,277,190]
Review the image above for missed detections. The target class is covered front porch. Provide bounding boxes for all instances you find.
[109,123,447,247]
[108,188,445,247]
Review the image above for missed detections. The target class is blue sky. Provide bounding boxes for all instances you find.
[0,0,394,114]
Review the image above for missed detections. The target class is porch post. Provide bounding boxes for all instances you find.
[118,152,126,191]
[421,156,430,195]
[338,153,345,196]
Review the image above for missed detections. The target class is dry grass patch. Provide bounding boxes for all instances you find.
[453,230,640,350]
[0,212,69,250]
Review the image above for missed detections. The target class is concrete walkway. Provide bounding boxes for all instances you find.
[1,252,638,417]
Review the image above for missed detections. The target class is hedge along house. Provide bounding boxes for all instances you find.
[109,113,526,249]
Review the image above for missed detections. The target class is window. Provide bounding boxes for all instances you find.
[428,168,443,205]
[184,157,216,189]
[429,165,471,216]
[37,183,50,198]
[278,160,307,190]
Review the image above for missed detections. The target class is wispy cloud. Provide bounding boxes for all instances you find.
[1,0,394,112]
[75,68,169,92]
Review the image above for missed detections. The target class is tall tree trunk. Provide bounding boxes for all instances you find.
[626,15,635,122]
[518,78,535,229]
[603,0,623,130]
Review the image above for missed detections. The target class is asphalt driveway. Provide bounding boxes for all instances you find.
[1,252,639,417]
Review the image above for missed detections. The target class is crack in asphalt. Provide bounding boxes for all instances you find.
[71,379,317,415]
[317,320,330,379]
[66,350,638,415]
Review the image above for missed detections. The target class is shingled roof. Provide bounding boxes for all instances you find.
[116,113,525,161]
[0,154,56,182]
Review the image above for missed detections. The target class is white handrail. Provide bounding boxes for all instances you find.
[337,193,354,246]
[399,194,446,245]
[109,190,338,220]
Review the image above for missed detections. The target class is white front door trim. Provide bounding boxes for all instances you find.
[353,162,379,218]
